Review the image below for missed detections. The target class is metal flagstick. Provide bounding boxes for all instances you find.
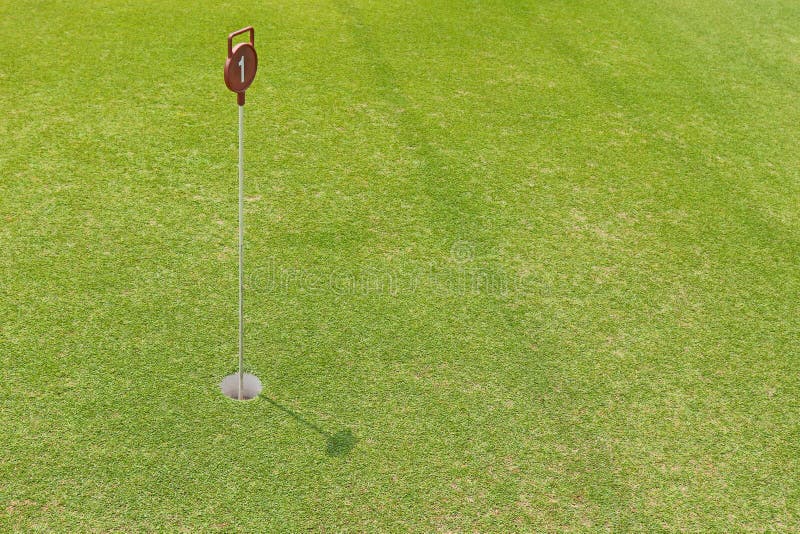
[221,26,260,400]
[238,102,245,400]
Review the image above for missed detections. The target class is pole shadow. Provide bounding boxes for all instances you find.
[264,397,356,457]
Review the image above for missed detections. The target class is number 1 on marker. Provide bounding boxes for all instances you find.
[239,56,245,83]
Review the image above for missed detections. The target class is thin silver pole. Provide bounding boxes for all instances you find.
[238,103,245,401]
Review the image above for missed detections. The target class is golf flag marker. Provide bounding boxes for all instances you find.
[221,26,261,400]
[224,27,258,105]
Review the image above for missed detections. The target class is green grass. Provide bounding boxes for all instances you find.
[2,0,799,530]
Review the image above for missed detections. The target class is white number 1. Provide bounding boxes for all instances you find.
[238,56,245,83]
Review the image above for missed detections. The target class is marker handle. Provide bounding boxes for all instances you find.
[228,26,255,58]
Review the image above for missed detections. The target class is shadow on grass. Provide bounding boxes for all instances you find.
[264,397,356,457]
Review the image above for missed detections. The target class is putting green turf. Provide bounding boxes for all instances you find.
[2,0,799,530]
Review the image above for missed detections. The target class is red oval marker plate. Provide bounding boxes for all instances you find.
[224,27,258,103]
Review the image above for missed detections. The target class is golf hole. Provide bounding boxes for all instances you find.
[221,373,262,400]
